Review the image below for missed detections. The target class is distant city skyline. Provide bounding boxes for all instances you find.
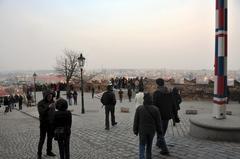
[0,0,240,71]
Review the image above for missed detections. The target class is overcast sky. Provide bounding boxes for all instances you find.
[0,0,239,71]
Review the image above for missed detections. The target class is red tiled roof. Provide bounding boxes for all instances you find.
[0,89,8,96]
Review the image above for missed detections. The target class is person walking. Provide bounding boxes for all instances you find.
[153,78,173,155]
[101,85,117,130]
[53,98,72,159]
[134,87,144,109]
[37,90,56,159]
[133,93,163,159]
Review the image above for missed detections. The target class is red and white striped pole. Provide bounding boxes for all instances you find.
[213,0,228,119]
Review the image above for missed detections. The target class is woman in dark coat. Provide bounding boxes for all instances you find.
[53,98,72,159]
[172,87,182,123]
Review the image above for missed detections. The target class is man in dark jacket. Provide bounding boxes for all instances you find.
[133,93,162,159]
[153,78,173,155]
[101,85,117,130]
[37,90,56,159]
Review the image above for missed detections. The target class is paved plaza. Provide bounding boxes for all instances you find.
[1,92,240,159]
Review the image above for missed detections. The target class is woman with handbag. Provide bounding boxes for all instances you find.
[53,98,72,159]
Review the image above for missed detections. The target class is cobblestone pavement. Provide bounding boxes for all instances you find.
[1,92,240,159]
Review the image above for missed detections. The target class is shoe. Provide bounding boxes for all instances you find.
[112,122,117,126]
[105,127,110,130]
[160,150,170,156]
[47,152,56,157]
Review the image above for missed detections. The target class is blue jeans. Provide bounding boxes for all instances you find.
[139,133,154,159]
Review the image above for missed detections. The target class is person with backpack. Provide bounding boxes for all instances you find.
[101,85,117,130]
[133,93,162,159]
[53,98,72,159]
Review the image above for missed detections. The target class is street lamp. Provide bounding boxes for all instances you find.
[33,72,37,106]
[77,53,86,114]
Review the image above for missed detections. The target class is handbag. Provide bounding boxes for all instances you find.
[54,127,66,141]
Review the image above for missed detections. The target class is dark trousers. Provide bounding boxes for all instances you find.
[157,120,169,152]
[19,102,22,110]
[37,123,53,155]
[58,136,70,159]
[105,105,116,128]
[139,133,155,159]
[119,96,123,103]
[74,98,77,105]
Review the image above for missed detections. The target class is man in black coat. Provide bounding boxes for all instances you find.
[153,78,173,155]
[37,90,56,159]
[133,93,163,159]
[101,85,117,130]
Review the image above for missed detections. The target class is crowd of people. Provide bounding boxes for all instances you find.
[1,94,23,113]
[0,76,182,159]
[100,78,182,159]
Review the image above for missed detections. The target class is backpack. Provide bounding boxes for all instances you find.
[101,92,109,105]
[54,127,66,141]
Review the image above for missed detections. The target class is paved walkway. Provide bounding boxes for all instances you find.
[1,92,240,159]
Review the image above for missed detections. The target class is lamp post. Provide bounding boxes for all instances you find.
[78,53,86,114]
[33,72,37,106]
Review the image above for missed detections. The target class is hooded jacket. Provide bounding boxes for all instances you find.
[37,90,54,123]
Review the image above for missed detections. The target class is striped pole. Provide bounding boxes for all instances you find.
[213,0,228,119]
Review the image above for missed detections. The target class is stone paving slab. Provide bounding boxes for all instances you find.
[1,92,240,159]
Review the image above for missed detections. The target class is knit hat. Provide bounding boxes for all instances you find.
[55,98,68,111]
[156,78,164,86]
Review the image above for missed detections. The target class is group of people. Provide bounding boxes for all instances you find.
[101,78,182,159]
[134,78,182,158]
[37,90,72,159]
[3,94,23,113]
[66,90,78,105]
[37,77,181,159]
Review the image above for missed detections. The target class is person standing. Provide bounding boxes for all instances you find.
[153,78,172,155]
[127,88,132,102]
[172,87,182,124]
[133,93,162,159]
[53,98,72,159]
[118,89,123,103]
[73,90,78,105]
[101,85,117,130]
[37,90,56,159]
[18,95,23,110]
[91,87,95,99]
[134,87,144,109]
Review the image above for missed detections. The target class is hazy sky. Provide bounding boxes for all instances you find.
[0,0,240,71]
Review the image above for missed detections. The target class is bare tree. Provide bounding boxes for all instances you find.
[55,49,80,90]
